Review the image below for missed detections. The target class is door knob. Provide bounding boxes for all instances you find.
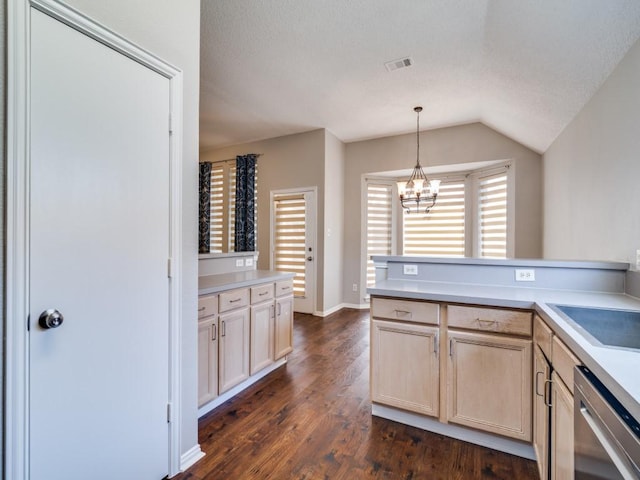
[307,256,313,261]
[39,309,64,329]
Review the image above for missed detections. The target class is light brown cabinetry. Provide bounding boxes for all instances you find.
[198,294,219,407]
[370,297,440,417]
[250,284,275,375]
[447,330,532,441]
[371,319,439,416]
[532,314,581,480]
[219,290,250,393]
[274,280,294,359]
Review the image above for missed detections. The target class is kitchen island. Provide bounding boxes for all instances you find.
[367,256,640,475]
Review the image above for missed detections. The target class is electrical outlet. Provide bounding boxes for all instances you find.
[245,257,254,267]
[403,264,418,276]
[235,259,243,267]
[515,269,535,282]
[352,283,358,292]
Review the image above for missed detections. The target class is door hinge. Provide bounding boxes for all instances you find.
[167,258,173,278]
[167,403,172,423]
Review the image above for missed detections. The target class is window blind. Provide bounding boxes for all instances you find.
[366,183,393,287]
[479,172,508,258]
[209,164,226,253]
[402,179,465,257]
[273,193,307,297]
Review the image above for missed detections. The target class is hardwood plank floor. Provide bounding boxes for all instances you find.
[175,309,539,480]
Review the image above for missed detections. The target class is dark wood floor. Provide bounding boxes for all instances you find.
[175,309,539,479]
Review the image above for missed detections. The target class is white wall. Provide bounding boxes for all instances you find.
[63,0,201,460]
[323,131,345,312]
[343,122,542,305]
[1,0,6,470]
[543,36,640,266]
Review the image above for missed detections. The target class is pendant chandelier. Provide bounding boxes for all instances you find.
[397,106,440,214]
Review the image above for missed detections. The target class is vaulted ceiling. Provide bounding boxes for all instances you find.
[199,0,640,154]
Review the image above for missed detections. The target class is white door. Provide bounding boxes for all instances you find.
[29,9,170,479]
[271,189,316,314]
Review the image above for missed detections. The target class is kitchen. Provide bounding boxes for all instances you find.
[3,1,640,479]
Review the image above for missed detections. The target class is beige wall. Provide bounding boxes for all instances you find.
[323,131,345,312]
[543,37,640,265]
[200,129,328,312]
[63,0,201,459]
[1,0,6,468]
[343,122,542,305]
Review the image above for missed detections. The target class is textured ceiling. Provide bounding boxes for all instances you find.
[200,0,640,153]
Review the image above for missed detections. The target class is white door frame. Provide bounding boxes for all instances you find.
[5,1,184,478]
[269,187,317,314]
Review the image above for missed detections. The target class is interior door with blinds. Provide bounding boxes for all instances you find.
[271,189,316,313]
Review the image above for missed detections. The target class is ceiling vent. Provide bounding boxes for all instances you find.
[384,56,413,72]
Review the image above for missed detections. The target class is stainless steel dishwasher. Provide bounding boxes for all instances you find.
[575,365,640,479]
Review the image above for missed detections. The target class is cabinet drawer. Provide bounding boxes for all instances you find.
[251,283,274,304]
[533,315,553,359]
[275,279,294,297]
[552,336,580,395]
[198,294,218,319]
[219,288,249,313]
[448,305,532,336]
[371,297,439,325]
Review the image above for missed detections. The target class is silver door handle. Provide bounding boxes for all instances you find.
[39,309,64,329]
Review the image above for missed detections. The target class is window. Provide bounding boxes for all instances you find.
[402,179,466,257]
[365,183,393,287]
[273,193,307,297]
[207,160,258,253]
[478,172,508,258]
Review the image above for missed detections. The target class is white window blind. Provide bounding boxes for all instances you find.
[273,193,307,297]
[402,179,465,257]
[209,163,229,253]
[366,183,393,287]
[479,172,508,258]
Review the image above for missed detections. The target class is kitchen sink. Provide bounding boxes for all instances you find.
[549,304,640,351]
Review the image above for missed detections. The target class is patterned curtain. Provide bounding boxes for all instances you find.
[199,162,212,253]
[234,154,258,251]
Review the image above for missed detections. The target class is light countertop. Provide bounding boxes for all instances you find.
[369,279,640,420]
[199,270,295,296]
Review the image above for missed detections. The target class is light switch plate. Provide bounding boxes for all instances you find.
[403,264,418,275]
[235,259,243,267]
[245,258,254,267]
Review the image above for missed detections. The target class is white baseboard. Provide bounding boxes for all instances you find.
[371,404,535,460]
[312,302,370,317]
[178,444,205,473]
[198,357,287,418]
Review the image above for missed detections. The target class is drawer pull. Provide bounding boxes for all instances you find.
[229,298,242,303]
[394,309,412,318]
[535,371,544,397]
[212,324,216,341]
[198,306,206,312]
[544,378,553,407]
[476,318,497,325]
[221,321,226,337]
[259,291,269,296]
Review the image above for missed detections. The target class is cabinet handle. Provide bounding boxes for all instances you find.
[277,303,281,316]
[271,304,275,319]
[477,318,497,325]
[433,334,439,356]
[544,378,553,407]
[198,306,206,312]
[535,371,544,397]
[221,321,226,337]
[259,291,269,296]
[229,298,242,303]
[394,309,412,318]
[449,338,454,357]
[212,324,216,341]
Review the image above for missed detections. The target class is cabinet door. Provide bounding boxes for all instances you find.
[448,331,532,441]
[371,319,439,417]
[197,317,218,407]
[219,307,250,394]
[274,295,294,359]
[551,371,574,480]
[250,301,274,375]
[533,345,551,480]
